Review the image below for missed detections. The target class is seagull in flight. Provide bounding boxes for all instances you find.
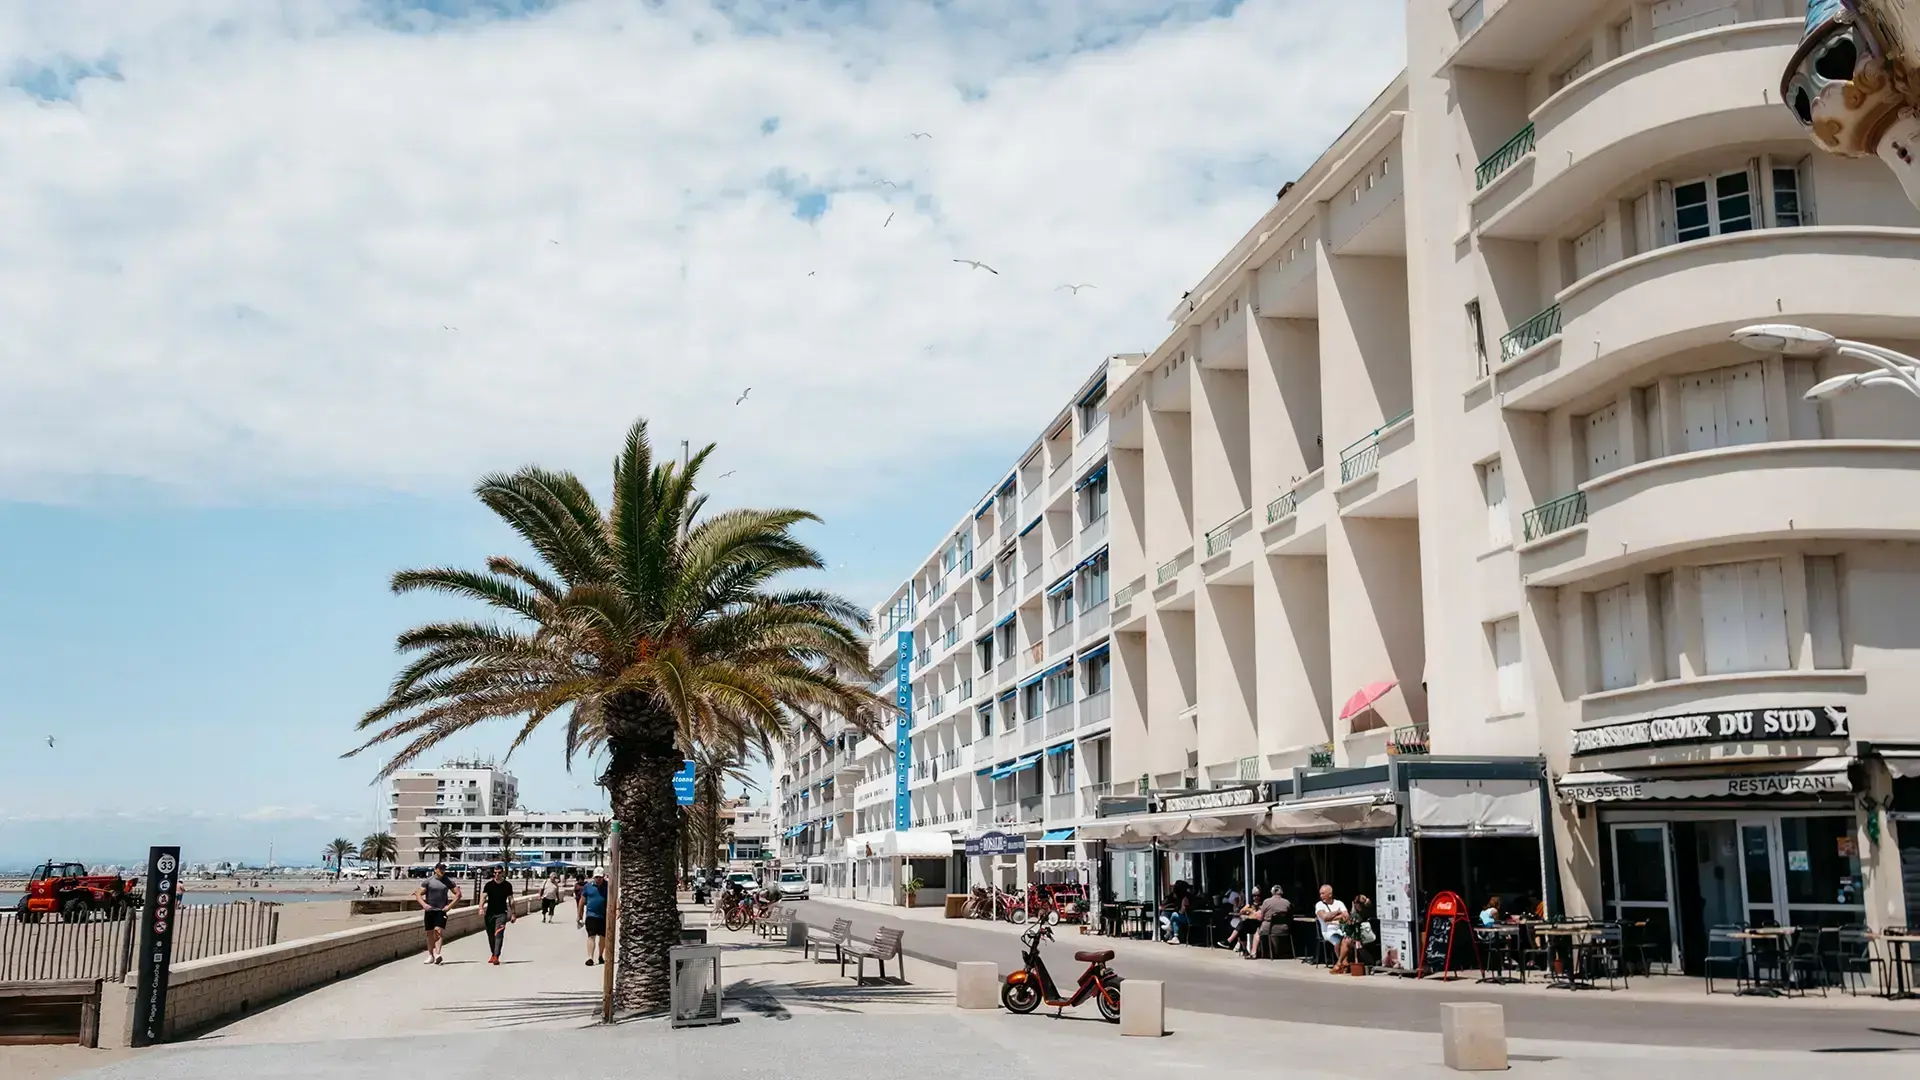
[441,325,459,331]
[735,388,751,405]
[908,132,932,140]
[884,212,894,227]
[873,179,898,188]
[719,470,736,479]
[548,239,560,244]
[1056,283,1097,294]
[953,259,999,275]
[47,736,55,748]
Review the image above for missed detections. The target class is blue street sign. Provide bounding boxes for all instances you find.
[673,760,696,805]
[895,630,913,831]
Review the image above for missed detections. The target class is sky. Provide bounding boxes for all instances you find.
[0,0,1406,868]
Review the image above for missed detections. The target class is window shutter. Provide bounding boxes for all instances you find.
[1720,361,1769,447]
[1585,403,1623,480]
[1594,585,1636,691]
[1493,617,1523,711]
[1655,181,1676,247]
[1796,156,1817,225]
[1741,560,1789,672]
[1484,459,1511,547]
[1680,370,1723,452]
[1805,555,1845,669]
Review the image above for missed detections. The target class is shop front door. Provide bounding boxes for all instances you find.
[1607,824,1679,969]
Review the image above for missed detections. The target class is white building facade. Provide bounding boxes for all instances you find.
[386,759,608,869]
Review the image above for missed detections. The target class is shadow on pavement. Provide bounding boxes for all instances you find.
[433,991,602,1029]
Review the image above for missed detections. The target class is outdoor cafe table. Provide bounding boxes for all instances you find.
[1531,924,1598,989]
[1873,931,1920,1000]
[1727,927,1795,997]
[1294,915,1328,964]
[1474,923,1526,984]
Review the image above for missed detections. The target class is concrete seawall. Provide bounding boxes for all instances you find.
[100,895,536,1045]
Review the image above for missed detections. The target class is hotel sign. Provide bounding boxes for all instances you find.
[1159,785,1268,813]
[895,630,913,832]
[965,830,1028,856]
[1571,706,1849,757]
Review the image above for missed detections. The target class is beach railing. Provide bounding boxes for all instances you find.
[0,900,280,982]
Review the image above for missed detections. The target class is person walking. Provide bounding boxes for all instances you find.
[573,874,587,928]
[540,875,561,923]
[482,866,516,965]
[582,868,610,966]
[414,862,461,965]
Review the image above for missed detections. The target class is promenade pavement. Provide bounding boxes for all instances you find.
[798,895,1920,1052]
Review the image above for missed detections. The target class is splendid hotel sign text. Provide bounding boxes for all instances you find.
[1571,706,1848,757]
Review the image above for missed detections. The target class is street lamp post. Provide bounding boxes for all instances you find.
[1731,323,1920,404]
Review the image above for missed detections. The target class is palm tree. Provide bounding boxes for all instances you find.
[359,833,398,879]
[427,821,460,864]
[346,419,884,1012]
[591,817,611,866]
[324,838,355,880]
[689,743,755,870]
[497,818,526,868]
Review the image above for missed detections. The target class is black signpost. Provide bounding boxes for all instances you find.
[130,845,182,1047]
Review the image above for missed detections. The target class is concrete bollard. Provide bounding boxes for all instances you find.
[788,919,808,949]
[954,962,999,1010]
[1119,979,1165,1037]
[1440,1003,1508,1072]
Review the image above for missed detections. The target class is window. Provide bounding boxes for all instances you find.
[1078,551,1110,610]
[1591,584,1637,691]
[1021,682,1044,722]
[1048,585,1075,629]
[977,705,993,738]
[1572,220,1606,280]
[1650,570,1685,680]
[997,553,1015,591]
[1583,402,1623,481]
[1771,167,1803,227]
[1804,555,1845,670]
[1465,299,1488,377]
[1491,617,1523,712]
[1680,361,1768,452]
[997,620,1016,658]
[1610,17,1634,58]
[1553,50,1595,91]
[1079,383,1107,432]
[1480,458,1511,548]
[1651,0,1736,42]
[1698,558,1789,675]
[1083,652,1111,695]
[1673,170,1753,242]
[1080,470,1109,522]
[1451,0,1484,35]
[976,635,995,672]
[1049,753,1075,795]
[1044,667,1074,711]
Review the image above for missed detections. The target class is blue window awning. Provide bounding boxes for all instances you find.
[1078,378,1106,407]
[974,495,995,519]
[1018,516,1042,537]
[1075,546,1109,572]
[998,688,1017,701]
[1074,461,1108,491]
[1045,574,1074,596]
[1045,742,1073,756]
[1042,828,1076,842]
[1018,669,1046,689]
[998,473,1017,497]
[1079,641,1111,663]
[1012,752,1042,773]
[1042,659,1072,680]
[994,612,1017,629]
[988,759,1018,779]
[976,564,994,582]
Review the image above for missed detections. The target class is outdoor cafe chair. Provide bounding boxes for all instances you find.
[1833,926,1888,997]
[1569,923,1627,990]
[1782,926,1829,997]
[1703,925,1749,995]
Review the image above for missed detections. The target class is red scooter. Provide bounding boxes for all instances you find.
[1001,923,1123,1023]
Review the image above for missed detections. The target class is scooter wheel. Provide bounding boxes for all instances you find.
[1095,983,1122,1023]
[1008,907,1028,925]
[1001,981,1041,1014]
[1043,909,1060,926]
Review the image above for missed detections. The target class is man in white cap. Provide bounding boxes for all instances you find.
[582,868,610,966]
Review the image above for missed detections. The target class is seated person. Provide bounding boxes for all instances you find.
[1314,885,1349,968]
[1480,895,1504,926]
[1248,885,1292,958]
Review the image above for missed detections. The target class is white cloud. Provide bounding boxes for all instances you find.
[0,0,1406,511]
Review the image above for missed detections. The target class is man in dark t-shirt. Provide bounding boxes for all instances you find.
[415,863,462,965]
[482,867,516,965]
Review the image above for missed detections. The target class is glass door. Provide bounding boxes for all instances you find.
[1608,824,1678,968]
[1739,820,1781,927]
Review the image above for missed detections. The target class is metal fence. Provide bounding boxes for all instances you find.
[0,901,280,983]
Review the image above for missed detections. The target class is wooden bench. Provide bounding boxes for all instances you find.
[804,918,853,962]
[841,926,905,983]
[0,979,103,1047]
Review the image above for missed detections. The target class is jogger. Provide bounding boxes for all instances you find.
[482,867,516,965]
[415,863,461,965]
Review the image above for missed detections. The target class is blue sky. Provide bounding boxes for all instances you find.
[0,0,1403,867]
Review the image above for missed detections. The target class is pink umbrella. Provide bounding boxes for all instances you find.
[1338,680,1398,721]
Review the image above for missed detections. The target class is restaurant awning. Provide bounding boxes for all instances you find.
[1879,749,1920,779]
[1409,778,1540,837]
[1077,810,1191,844]
[1261,792,1397,835]
[1041,828,1075,842]
[1555,756,1851,803]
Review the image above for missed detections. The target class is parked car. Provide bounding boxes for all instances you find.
[776,870,809,899]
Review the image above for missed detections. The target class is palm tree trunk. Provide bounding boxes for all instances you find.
[607,746,682,1014]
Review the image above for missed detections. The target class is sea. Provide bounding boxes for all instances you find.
[2,890,341,908]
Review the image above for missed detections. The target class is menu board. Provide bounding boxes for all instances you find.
[1374,837,1413,973]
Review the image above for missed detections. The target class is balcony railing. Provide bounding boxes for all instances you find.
[1474,122,1535,189]
[1156,547,1193,586]
[1080,513,1109,552]
[1047,624,1074,657]
[1045,703,1075,738]
[1266,489,1298,525]
[1338,408,1412,485]
[1023,718,1043,747]
[1499,303,1561,363]
[1026,642,1044,665]
[975,808,993,826]
[1048,460,1072,496]
[1113,578,1144,607]
[1048,792,1075,821]
[1521,490,1588,542]
[1204,508,1250,558]
[1080,689,1111,727]
[1018,796,1044,824]
[1078,602,1110,638]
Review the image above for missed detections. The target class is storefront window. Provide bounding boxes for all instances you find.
[1780,815,1864,928]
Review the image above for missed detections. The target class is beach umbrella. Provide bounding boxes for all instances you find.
[1338,680,1397,721]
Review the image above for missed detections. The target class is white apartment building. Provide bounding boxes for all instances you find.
[387,759,608,869]
[774,365,1118,905]
[1082,0,1920,972]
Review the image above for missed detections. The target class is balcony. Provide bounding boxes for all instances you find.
[1080,689,1111,728]
[1337,409,1412,486]
[975,807,993,826]
[1048,540,1075,580]
[1045,703,1075,739]
[1473,20,1803,240]
[1498,304,1559,366]
[1048,792,1075,821]
[1023,718,1043,748]
[1266,488,1298,525]
[1047,622,1074,657]
[1081,782,1112,817]
[1048,460,1072,497]
[1447,0,1597,72]
[1499,228,1920,412]
[1519,440,1920,587]
[1473,123,1533,191]
[1079,601,1110,639]
[1026,641,1045,667]
[1018,796,1044,825]
[970,740,994,767]
[1521,491,1587,543]
[1080,513,1109,554]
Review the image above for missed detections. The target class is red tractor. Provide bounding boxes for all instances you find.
[14,860,138,923]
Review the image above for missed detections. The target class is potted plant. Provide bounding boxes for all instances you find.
[903,876,925,908]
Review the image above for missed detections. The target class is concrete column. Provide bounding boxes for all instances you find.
[1119,979,1165,1037]
[1440,1002,1508,1071]
[954,962,999,1010]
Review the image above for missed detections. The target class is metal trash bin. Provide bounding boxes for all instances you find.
[679,926,709,945]
[669,944,724,1028]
